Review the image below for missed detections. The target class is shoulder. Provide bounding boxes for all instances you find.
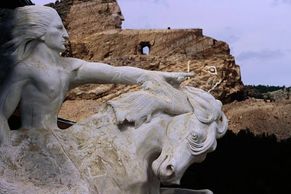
[12,61,31,75]
[61,57,85,72]
[0,61,31,85]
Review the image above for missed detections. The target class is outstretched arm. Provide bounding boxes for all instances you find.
[67,58,193,87]
[72,60,150,85]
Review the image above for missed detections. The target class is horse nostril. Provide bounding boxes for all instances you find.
[165,164,175,177]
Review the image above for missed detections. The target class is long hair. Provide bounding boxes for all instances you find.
[1,6,58,62]
[0,5,58,83]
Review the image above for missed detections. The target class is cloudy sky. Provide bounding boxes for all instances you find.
[35,0,291,86]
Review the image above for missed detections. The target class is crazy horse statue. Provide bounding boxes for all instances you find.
[0,2,227,194]
[0,78,227,194]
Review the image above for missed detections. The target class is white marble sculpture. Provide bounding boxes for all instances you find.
[0,5,192,145]
[0,5,228,194]
[0,79,227,194]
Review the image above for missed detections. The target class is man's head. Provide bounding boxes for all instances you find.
[7,5,68,59]
[108,2,124,28]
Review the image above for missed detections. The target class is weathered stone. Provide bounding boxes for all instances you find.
[48,0,123,40]
[0,5,192,145]
[67,29,243,104]
[0,5,228,193]
[45,0,243,121]
[0,84,227,193]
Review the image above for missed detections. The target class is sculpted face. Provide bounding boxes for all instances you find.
[110,3,124,28]
[152,113,216,185]
[42,14,69,52]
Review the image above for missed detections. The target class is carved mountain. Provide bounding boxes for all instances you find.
[48,0,291,142]
[45,0,244,122]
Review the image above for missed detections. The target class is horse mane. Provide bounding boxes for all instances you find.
[182,86,228,138]
[109,78,227,136]
[108,78,193,128]
[109,83,227,156]
[182,86,228,155]
[0,5,56,85]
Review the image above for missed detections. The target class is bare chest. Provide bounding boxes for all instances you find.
[28,65,71,99]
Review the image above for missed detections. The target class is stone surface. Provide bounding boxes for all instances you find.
[71,29,242,100]
[0,5,192,144]
[0,84,227,194]
[45,0,243,122]
[0,5,228,193]
[48,0,123,40]
[49,0,291,142]
[66,29,243,104]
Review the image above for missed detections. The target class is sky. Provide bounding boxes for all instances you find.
[35,0,291,86]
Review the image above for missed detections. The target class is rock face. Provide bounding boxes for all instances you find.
[48,0,123,40]
[224,91,291,140]
[46,0,243,122]
[67,29,242,101]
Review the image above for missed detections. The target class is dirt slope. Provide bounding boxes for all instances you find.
[224,98,291,140]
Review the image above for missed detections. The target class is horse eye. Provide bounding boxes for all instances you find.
[191,133,198,141]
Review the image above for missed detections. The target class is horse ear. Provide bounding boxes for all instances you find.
[216,113,228,138]
[183,86,220,123]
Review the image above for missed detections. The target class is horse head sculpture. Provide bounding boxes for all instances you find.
[108,83,227,192]
[0,83,227,194]
[151,87,227,185]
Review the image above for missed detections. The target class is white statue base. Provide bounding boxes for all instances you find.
[0,86,227,194]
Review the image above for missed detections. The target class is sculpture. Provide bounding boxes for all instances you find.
[0,5,192,145]
[0,80,227,194]
[0,5,228,194]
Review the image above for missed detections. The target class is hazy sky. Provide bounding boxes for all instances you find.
[34,0,291,86]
